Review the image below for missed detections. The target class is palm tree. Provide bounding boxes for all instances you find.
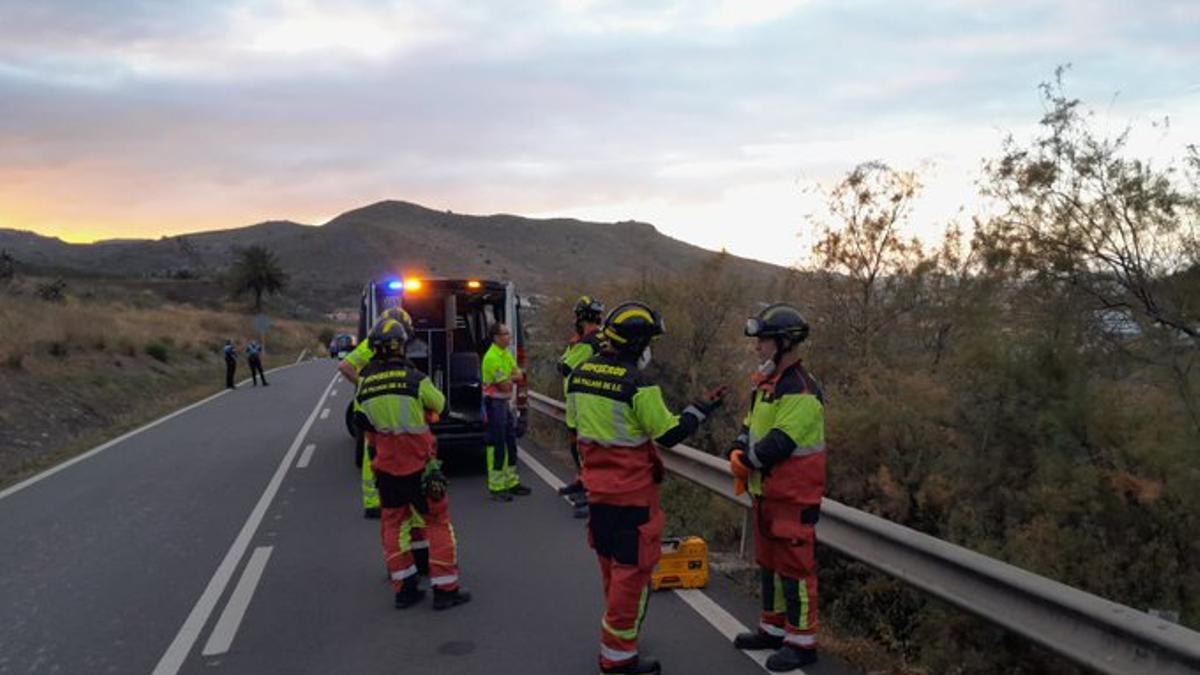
[230,245,288,312]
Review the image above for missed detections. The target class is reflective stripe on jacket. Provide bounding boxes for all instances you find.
[742,362,826,504]
[355,357,445,476]
[481,343,518,399]
[565,354,680,499]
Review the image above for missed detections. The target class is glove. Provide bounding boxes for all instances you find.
[730,450,751,495]
[425,410,440,425]
[692,385,729,417]
[423,459,448,501]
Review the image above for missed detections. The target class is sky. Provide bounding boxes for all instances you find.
[1,0,1197,266]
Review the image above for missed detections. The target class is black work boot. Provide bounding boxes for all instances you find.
[363,507,381,519]
[558,479,585,496]
[600,657,661,674]
[733,630,784,651]
[432,587,472,610]
[509,483,532,496]
[573,502,589,519]
[414,547,430,576]
[765,646,817,672]
[393,581,425,609]
[489,491,513,502]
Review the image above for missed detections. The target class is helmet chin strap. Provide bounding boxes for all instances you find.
[759,337,797,376]
[636,345,652,370]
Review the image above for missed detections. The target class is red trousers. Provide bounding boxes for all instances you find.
[587,487,664,669]
[753,498,819,649]
[378,471,459,592]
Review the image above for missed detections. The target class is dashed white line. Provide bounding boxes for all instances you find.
[151,374,338,675]
[330,389,338,397]
[517,448,779,673]
[202,546,274,656]
[297,443,317,469]
[319,408,330,420]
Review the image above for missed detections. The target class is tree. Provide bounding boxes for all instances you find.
[0,249,14,283]
[979,66,1200,429]
[808,161,930,370]
[230,245,288,312]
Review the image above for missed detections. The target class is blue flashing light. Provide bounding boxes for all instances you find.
[386,280,403,291]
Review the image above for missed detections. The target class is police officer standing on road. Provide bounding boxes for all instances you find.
[246,340,269,386]
[223,339,238,389]
[566,301,727,675]
[557,295,606,518]
[353,315,470,611]
[728,304,826,672]
[481,322,531,500]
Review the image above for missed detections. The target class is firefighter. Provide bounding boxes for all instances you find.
[728,303,825,672]
[340,312,398,519]
[337,308,430,578]
[556,295,606,518]
[481,322,530,500]
[354,315,470,610]
[566,300,727,674]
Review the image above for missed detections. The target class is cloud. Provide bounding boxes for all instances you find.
[0,0,1197,265]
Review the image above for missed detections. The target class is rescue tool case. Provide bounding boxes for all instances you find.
[651,536,708,590]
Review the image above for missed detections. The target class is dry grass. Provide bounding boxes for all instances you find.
[0,278,341,487]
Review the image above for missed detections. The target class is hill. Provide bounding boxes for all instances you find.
[0,200,791,313]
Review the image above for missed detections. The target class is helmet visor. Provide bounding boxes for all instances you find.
[744,317,763,337]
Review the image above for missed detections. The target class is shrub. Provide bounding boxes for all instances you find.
[144,342,170,363]
[36,278,67,302]
[47,341,68,358]
[5,353,22,370]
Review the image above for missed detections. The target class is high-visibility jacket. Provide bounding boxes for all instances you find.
[344,340,374,373]
[481,343,518,399]
[565,352,705,499]
[558,327,603,396]
[735,362,826,505]
[354,357,446,477]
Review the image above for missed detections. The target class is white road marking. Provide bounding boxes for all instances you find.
[518,447,780,673]
[151,374,338,675]
[330,389,337,397]
[294,348,309,364]
[202,546,274,656]
[297,443,317,469]
[319,408,330,420]
[0,362,305,502]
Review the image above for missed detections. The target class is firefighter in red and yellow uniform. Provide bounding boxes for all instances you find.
[566,301,726,675]
[556,295,606,518]
[728,303,825,672]
[354,316,471,611]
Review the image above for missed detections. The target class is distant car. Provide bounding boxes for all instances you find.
[329,333,356,359]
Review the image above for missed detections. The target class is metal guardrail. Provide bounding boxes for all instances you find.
[528,390,1200,675]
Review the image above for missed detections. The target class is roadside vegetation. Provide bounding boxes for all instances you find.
[528,72,1200,674]
[0,274,338,489]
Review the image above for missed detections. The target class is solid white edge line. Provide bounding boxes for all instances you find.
[0,362,311,502]
[319,408,330,420]
[673,589,777,672]
[297,443,317,469]
[201,546,274,656]
[518,446,780,674]
[151,373,338,675]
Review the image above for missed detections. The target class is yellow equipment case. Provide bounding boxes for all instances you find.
[651,536,709,590]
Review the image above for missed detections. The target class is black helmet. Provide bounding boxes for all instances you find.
[369,310,414,356]
[603,301,664,352]
[745,303,809,344]
[573,295,605,323]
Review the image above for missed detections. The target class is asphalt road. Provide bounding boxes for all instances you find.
[0,360,855,675]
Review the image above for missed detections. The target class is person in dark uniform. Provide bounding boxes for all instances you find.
[246,340,269,386]
[223,340,238,389]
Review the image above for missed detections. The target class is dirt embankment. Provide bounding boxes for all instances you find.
[0,282,339,488]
